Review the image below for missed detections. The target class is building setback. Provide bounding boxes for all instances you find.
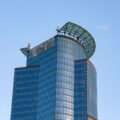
[11,22,97,120]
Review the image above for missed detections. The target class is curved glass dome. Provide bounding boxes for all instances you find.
[58,22,96,58]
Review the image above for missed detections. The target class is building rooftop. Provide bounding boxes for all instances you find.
[20,22,96,59]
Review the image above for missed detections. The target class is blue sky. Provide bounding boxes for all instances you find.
[0,0,120,119]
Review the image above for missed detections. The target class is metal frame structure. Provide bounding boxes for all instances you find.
[20,37,54,58]
[57,22,96,58]
[30,37,54,58]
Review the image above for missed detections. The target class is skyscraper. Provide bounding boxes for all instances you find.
[11,22,97,120]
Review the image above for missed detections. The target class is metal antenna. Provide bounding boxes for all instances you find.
[27,42,31,50]
[56,26,60,34]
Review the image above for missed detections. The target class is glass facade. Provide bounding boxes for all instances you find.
[55,36,86,120]
[74,60,97,120]
[11,42,57,120]
[11,22,97,120]
[27,43,57,120]
[11,65,40,120]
